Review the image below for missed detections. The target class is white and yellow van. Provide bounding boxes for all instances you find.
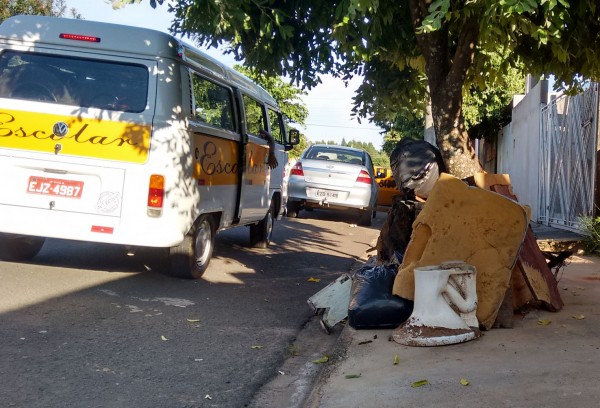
[0,15,298,278]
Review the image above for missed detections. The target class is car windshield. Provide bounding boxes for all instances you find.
[305,147,364,165]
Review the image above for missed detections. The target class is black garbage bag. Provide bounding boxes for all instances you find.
[348,263,414,329]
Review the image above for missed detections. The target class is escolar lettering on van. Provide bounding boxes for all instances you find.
[194,136,271,186]
[0,110,150,163]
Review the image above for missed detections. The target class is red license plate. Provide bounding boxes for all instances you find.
[27,176,84,198]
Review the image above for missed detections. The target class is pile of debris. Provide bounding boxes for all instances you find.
[374,139,565,331]
[308,140,569,341]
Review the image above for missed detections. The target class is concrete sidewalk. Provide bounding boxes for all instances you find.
[307,232,600,407]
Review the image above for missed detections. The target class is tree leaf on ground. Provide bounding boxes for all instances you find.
[460,378,470,386]
[394,355,400,365]
[312,355,329,364]
[572,315,585,320]
[251,345,264,349]
[345,373,361,379]
[307,277,321,282]
[186,318,200,323]
[537,319,552,326]
[411,379,428,388]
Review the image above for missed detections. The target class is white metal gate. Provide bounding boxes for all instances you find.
[539,83,598,231]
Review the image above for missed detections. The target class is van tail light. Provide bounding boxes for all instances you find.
[290,162,304,177]
[356,170,372,184]
[147,174,164,216]
[59,33,101,43]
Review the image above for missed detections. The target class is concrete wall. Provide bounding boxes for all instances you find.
[496,80,548,222]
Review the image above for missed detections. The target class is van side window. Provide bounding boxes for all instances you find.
[191,73,235,131]
[267,108,285,144]
[242,94,266,136]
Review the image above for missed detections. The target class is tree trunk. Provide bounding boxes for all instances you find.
[409,0,483,180]
[431,87,482,180]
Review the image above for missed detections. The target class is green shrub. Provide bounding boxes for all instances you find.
[580,215,600,255]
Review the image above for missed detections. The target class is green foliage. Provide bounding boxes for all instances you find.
[110,0,600,108]
[233,65,309,126]
[112,0,600,177]
[580,215,600,255]
[463,53,527,141]
[0,0,80,21]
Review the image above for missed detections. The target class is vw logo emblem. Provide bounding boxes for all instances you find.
[52,122,69,138]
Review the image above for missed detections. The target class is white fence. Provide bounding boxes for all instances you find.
[496,81,598,232]
[538,83,598,231]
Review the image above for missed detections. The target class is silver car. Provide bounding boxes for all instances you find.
[286,144,379,226]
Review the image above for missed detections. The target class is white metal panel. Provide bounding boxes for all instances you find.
[539,83,598,231]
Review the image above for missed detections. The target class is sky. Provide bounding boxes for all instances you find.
[63,0,386,149]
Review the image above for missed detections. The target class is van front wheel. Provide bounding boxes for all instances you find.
[168,215,215,279]
[250,205,274,249]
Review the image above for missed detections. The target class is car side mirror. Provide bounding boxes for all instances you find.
[288,129,300,145]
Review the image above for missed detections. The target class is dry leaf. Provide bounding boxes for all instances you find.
[572,315,585,320]
[251,345,264,349]
[393,355,400,365]
[345,373,361,379]
[537,319,552,326]
[312,355,329,364]
[411,379,428,388]
[160,335,168,341]
[307,277,321,282]
[204,394,212,400]
[460,378,470,386]
[186,318,200,323]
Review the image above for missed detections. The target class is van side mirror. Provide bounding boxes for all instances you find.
[288,129,300,145]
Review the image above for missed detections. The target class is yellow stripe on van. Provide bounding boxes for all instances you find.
[0,109,150,163]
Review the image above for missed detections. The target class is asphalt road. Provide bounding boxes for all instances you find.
[0,209,384,408]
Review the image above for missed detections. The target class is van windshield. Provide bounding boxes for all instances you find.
[0,51,149,113]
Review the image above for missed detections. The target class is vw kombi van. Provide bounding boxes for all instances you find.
[0,15,298,278]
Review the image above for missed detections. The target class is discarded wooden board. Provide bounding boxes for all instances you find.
[307,274,352,333]
[490,184,564,312]
[510,262,536,309]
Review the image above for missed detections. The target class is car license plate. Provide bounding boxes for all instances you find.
[27,176,84,198]
[314,189,339,199]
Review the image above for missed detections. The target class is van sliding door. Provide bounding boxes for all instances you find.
[187,72,241,227]
[238,94,270,223]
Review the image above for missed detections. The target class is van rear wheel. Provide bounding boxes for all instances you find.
[168,215,215,279]
[250,205,274,249]
[0,233,45,261]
